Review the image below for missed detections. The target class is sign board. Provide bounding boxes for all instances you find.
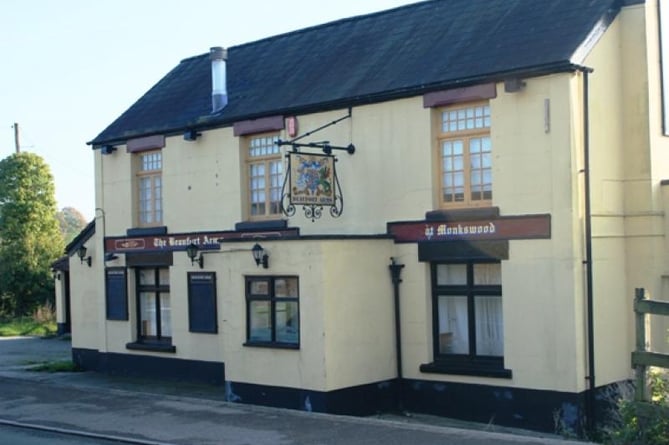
[289,152,336,206]
[387,214,551,243]
[105,267,128,320]
[188,272,218,334]
[105,228,299,253]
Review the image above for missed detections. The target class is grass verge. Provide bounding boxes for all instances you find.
[0,317,57,337]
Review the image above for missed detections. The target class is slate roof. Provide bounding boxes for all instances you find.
[90,0,622,146]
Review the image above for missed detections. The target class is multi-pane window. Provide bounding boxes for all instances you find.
[137,268,171,344]
[137,151,162,226]
[438,103,492,207]
[246,276,299,347]
[246,135,282,219]
[432,262,503,364]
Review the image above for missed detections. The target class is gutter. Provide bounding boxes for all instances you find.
[88,61,586,148]
[579,67,597,433]
[389,258,405,413]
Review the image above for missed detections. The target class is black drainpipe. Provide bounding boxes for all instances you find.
[581,67,596,433]
[389,257,405,413]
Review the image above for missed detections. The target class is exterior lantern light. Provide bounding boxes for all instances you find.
[251,243,269,269]
[186,243,204,269]
[77,245,92,267]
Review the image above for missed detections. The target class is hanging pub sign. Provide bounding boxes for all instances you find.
[281,152,342,221]
[290,152,335,205]
[276,111,355,222]
[281,151,344,221]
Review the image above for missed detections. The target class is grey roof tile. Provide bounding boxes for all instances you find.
[90,0,621,145]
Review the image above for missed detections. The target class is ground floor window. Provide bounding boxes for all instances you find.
[245,276,299,348]
[137,267,171,344]
[424,261,510,377]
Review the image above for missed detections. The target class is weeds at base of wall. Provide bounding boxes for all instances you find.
[29,360,82,373]
[552,408,579,440]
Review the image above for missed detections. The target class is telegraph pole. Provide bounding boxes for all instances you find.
[13,123,20,153]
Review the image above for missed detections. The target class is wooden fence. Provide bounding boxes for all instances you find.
[632,288,669,403]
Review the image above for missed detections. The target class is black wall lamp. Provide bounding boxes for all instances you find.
[186,243,204,269]
[252,243,269,269]
[183,129,201,141]
[104,252,119,262]
[100,145,117,155]
[504,78,526,93]
[77,245,92,267]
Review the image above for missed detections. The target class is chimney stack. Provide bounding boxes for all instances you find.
[210,47,228,113]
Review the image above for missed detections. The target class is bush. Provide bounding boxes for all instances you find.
[603,369,669,445]
[33,301,56,324]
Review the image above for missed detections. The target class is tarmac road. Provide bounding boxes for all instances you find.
[0,336,593,445]
[0,423,125,445]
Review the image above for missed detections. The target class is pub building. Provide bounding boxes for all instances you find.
[53,0,669,433]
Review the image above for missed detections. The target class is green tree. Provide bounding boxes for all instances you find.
[0,153,64,316]
[56,206,87,244]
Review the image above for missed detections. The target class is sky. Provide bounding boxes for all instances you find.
[0,0,413,220]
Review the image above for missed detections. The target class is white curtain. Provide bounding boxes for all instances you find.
[475,296,503,356]
[438,296,468,354]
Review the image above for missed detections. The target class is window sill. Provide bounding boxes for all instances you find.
[243,341,299,350]
[189,329,218,335]
[126,342,176,353]
[420,361,512,379]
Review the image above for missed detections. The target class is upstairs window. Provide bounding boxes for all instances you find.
[137,151,162,226]
[438,103,492,208]
[245,134,283,219]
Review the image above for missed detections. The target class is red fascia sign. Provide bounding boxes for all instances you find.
[387,214,551,243]
[105,228,299,253]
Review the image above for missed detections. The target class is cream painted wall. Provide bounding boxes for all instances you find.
[54,270,66,326]
[575,0,669,384]
[86,73,599,394]
[98,145,133,236]
[97,103,432,238]
[321,240,396,391]
[70,0,669,399]
[216,238,398,392]
[163,127,242,233]
[642,0,669,189]
[581,11,634,388]
[493,75,577,215]
[219,240,328,391]
[343,99,433,230]
[641,0,669,349]
[95,237,398,391]
[69,234,103,351]
[392,244,431,380]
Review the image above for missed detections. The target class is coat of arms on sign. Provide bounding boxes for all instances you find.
[291,153,334,206]
[277,111,354,222]
[280,151,344,221]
